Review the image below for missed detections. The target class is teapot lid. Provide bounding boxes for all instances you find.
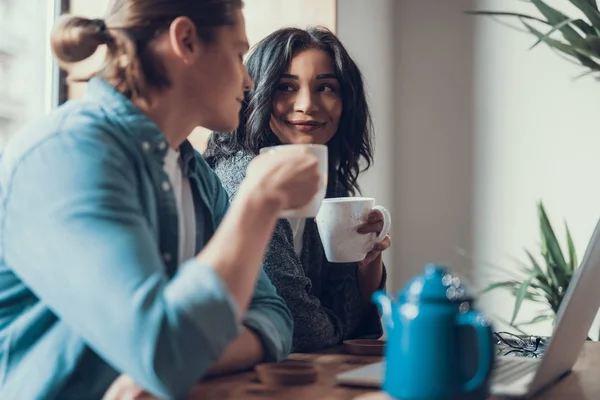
[400,263,472,302]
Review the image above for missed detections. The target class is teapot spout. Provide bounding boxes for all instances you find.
[371,290,394,330]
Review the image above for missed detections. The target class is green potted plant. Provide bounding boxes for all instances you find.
[481,202,580,334]
[467,0,600,79]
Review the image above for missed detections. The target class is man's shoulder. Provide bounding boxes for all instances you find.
[0,100,132,182]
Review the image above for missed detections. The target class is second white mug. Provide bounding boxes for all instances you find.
[316,197,391,263]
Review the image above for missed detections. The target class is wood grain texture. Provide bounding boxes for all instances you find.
[189,342,600,400]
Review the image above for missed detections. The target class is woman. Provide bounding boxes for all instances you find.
[0,1,321,399]
[204,27,391,352]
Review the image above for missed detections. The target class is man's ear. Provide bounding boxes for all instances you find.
[168,16,203,65]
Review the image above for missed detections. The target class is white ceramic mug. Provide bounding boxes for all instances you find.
[316,197,391,263]
[259,143,328,218]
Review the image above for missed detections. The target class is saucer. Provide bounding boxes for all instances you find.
[343,339,386,356]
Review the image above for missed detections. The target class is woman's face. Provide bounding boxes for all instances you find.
[270,48,342,145]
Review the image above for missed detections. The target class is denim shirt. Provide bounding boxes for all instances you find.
[0,78,293,399]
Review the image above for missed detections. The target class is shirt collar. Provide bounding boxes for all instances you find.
[86,77,197,176]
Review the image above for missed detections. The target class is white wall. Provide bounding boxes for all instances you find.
[336,0,397,289]
[243,0,336,46]
[338,0,478,294]
[339,0,600,338]
[390,0,478,289]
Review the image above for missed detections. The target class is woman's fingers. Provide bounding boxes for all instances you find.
[358,235,391,267]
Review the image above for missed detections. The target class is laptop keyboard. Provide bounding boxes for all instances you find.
[493,357,540,383]
[337,357,541,389]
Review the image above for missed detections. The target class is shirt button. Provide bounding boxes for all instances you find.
[141,141,150,151]
[158,141,167,150]
[161,181,171,191]
[162,252,172,262]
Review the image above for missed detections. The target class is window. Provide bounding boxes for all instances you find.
[0,0,63,148]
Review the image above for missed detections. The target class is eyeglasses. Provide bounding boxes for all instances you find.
[494,331,547,358]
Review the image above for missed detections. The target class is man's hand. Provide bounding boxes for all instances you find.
[102,328,264,399]
[102,375,158,400]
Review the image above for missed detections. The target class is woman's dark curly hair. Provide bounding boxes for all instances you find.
[204,26,373,196]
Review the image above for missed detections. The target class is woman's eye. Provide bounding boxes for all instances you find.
[276,83,295,92]
[319,85,336,93]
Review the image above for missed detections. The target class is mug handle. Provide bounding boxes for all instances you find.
[371,205,391,243]
[457,311,495,394]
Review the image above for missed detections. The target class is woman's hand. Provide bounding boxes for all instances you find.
[356,209,391,267]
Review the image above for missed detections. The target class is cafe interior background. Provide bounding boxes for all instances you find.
[5,0,600,339]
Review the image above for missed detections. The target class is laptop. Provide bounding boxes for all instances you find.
[337,218,600,398]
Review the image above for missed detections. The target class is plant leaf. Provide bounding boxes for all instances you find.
[572,18,597,36]
[468,1,600,70]
[573,69,600,80]
[531,0,589,48]
[522,20,579,58]
[538,201,568,274]
[568,0,600,28]
[574,51,600,69]
[511,278,533,325]
[545,260,560,297]
[524,250,548,282]
[529,279,554,300]
[510,252,555,299]
[510,287,544,302]
[530,18,578,49]
[464,10,551,25]
[518,263,537,277]
[566,222,578,273]
[585,36,600,54]
[516,313,554,326]
[531,279,553,295]
[481,281,519,293]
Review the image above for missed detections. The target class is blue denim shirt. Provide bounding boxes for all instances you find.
[0,78,293,399]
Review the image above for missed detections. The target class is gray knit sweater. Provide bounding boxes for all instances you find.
[212,151,385,352]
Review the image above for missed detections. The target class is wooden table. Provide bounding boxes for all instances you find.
[188,341,600,399]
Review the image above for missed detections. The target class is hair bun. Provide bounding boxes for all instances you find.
[51,14,106,64]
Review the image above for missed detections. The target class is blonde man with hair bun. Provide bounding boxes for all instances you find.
[0,1,321,399]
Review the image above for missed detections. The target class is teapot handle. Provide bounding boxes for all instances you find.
[456,311,495,393]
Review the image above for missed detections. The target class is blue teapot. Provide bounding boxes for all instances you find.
[372,263,495,400]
